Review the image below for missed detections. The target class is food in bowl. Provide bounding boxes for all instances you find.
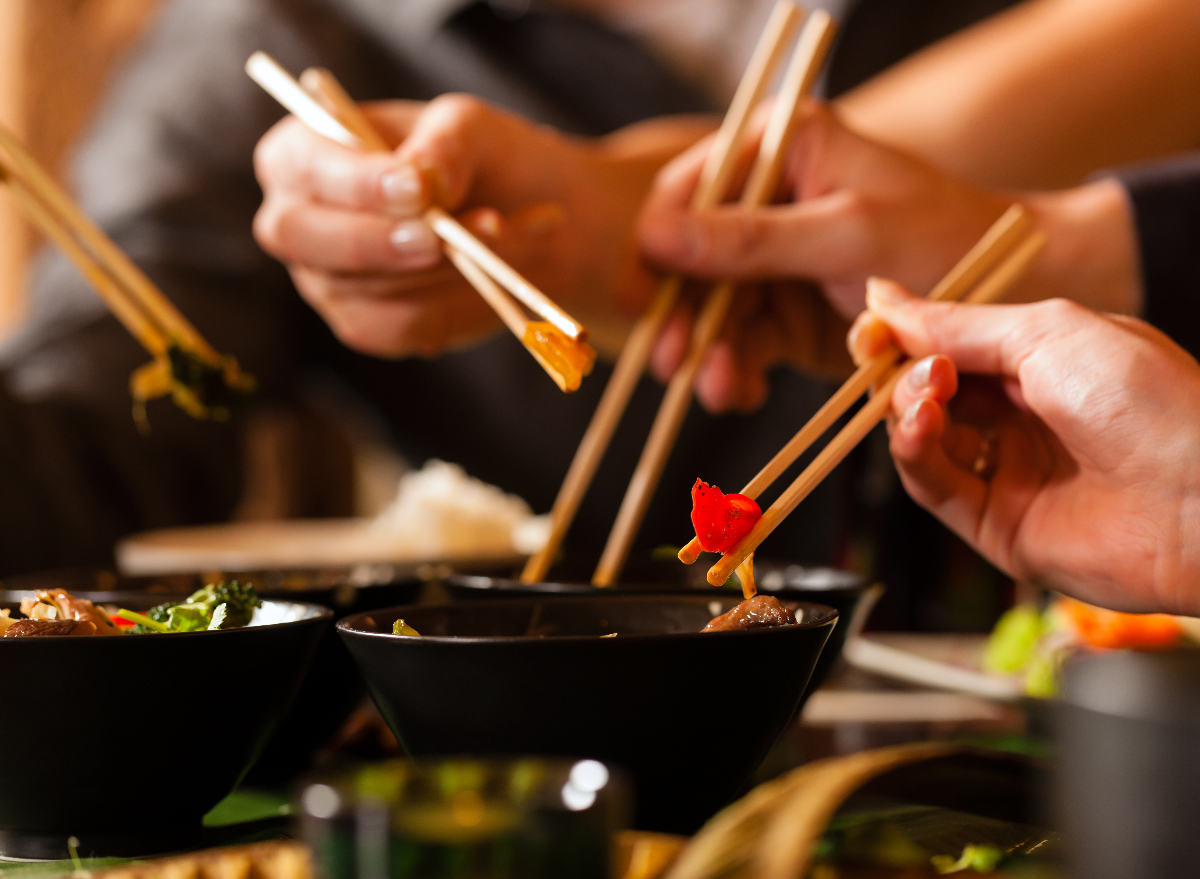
[0,582,261,637]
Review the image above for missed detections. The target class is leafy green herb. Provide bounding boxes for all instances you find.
[119,581,260,634]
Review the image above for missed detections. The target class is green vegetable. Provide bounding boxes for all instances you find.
[167,603,211,633]
[182,581,260,628]
[983,603,1044,675]
[931,844,1005,873]
[124,581,260,634]
[393,619,420,637]
[115,609,170,633]
[208,604,228,630]
[1024,649,1064,699]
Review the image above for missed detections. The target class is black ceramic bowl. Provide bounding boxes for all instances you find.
[444,562,866,699]
[338,596,836,833]
[0,595,331,859]
[0,566,421,784]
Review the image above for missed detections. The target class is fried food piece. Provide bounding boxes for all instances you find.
[702,594,796,633]
[522,321,596,392]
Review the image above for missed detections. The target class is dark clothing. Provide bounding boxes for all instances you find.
[1119,154,1200,363]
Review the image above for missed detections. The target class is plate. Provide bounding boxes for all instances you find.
[116,519,523,576]
[839,586,1024,701]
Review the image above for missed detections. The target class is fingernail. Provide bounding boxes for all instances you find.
[380,167,423,215]
[469,209,502,239]
[866,277,911,309]
[846,323,863,358]
[389,219,438,260]
[908,356,934,391]
[902,398,925,428]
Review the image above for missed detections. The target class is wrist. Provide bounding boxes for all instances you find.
[1021,179,1143,315]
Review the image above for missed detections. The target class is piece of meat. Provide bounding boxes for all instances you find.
[22,589,121,635]
[4,618,98,637]
[702,594,796,633]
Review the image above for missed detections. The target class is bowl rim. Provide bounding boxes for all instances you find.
[0,598,333,642]
[446,571,867,596]
[337,596,839,644]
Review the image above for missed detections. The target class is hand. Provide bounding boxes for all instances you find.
[639,102,1014,320]
[637,102,1007,414]
[253,95,709,358]
[849,277,1200,616]
[649,279,853,414]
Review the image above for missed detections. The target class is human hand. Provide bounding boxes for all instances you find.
[639,102,1013,320]
[253,95,704,358]
[849,277,1200,616]
[636,102,1006,413]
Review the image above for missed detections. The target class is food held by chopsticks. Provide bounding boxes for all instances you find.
[690,479,761,555]
[0,124,254,428]
[245,52,593,392]
[523,321,597,392]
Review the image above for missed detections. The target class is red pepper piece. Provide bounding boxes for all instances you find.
[691,478,762,554]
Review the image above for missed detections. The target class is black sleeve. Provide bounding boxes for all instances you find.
[1116,152,1200,361]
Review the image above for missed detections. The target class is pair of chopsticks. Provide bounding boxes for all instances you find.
[590,5,838,586]
[522,0,830,584]
[245,53,594,392]
[687,205,1047,586]
[0,123,252,422]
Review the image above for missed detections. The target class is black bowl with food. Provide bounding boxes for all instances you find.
[443,561,866,698]
[0,589,331,859]
[0,565,420,784]
[338,595,836,833]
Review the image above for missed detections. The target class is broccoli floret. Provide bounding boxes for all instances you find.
[128,581,260,633]
[181,580,261,629]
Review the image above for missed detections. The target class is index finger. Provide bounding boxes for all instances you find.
[254,111,429,215]
[866,280,1103,381]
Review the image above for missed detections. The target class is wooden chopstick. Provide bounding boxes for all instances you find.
[519,0,805,583]
[591,9,837,587]
[246,51,588,343]
[299,68,390,151]
[705,229,1047,586]
[0,164,168,355]
[0,123,220,364]
[676,203,1033,565]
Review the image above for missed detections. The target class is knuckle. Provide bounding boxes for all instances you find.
[252,201,286,254]
[428,92,488,125]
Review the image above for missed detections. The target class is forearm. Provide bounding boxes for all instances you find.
[1013,178,1142,316]
[835,0,1200,190]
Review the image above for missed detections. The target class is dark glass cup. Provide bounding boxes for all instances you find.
[299,758,629,879]
[1057,648,1200,879]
